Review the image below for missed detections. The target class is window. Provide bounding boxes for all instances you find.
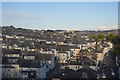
[23,73,27,75]
[13,54,19,57]
[5,54,19,57]
[8,69,10,71]
[8,59,18,63]
[8,75,11,78]
[31,73,34,75]
[24,56,35,60]
[47,65,49,68]
[76,66,77,68]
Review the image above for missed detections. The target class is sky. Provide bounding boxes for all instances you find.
[0,2,2,26]
[2,2,118,30]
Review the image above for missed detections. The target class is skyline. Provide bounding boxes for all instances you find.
[2,2,118,30]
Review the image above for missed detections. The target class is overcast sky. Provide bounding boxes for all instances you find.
[2,2,118,30]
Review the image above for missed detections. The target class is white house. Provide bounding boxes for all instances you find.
[19,59,46,78]
[41,49,53,55]
[57,51,68,64]
[94,50,104,65]
[86,41,96,48]
[107,42,113,49]
[38,54,55,72]
[2,64,20,78]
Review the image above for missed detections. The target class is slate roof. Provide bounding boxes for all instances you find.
[23,51,38,55]
[38,54,53,61]
[2,57,9,64]
[72,38,86,44]
[80,56,96,65]
[2,65,14,68]
[86,40,95,43]
[2,49,21,54]
[56,45,70,51]
[23,51,53,61]
[46,44,57,49]
[69,46,80,49]
[93,49,103,53]
[57,51,67,53]
[43,48,53,51]
[61,67,98,78]
[19,59,43,68]
[34,43,48,49]
[69,61,82,65]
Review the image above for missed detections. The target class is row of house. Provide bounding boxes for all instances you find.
[2,26,113,79]
[2,48,55,78]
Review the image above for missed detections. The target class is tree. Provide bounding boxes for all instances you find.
[113,44,120,56]
[47,29,54,32]
[112,36,120,45]
[106,34,120,56]
[89,35,98,41]
[97,33,104,40]
[112,36,120,56]
[89,34,99,49]
[97,33,105,43]
[89,33,105,49]
[106,33,116,42]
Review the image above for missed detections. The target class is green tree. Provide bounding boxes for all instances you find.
[97,33,104,40]
[97,33,105,43]
[89,35,98,40]
[112,36,120,56]
[89,33,105,49]
[106,33,116,42]
[112,36,120,45]
[113,44,120,55]
[89,34,99,49]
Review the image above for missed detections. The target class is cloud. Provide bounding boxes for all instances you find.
[86,25,118,30]
[2,10,59,21]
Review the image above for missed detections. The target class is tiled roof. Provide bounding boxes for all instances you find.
[2,49,21,54]
[19,59,43,68]
[38,54,53,61]
[61,67,98,78]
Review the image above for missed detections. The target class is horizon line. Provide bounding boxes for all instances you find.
[2,25,119,31]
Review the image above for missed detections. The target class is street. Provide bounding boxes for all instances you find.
[102,50,118,78]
